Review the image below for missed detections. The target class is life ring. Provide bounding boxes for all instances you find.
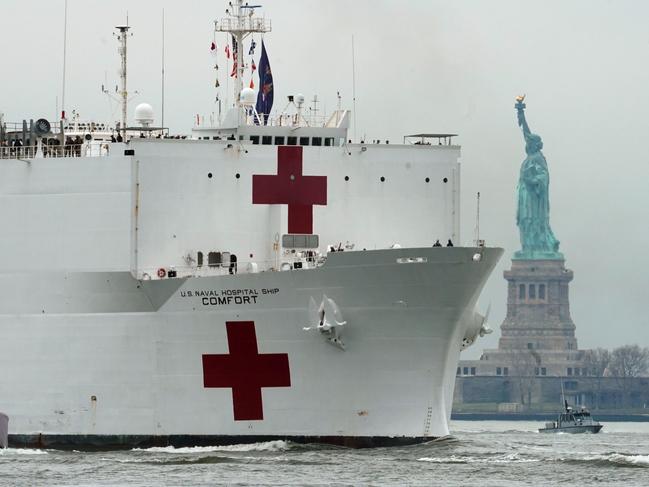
[157,268,166,278]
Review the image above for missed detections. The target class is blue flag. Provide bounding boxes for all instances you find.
[255,40,273,125]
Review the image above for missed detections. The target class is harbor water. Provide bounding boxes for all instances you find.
[1,421,648,486]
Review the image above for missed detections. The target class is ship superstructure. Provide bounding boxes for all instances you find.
[0,1,501,448]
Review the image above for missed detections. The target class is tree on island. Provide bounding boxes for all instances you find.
[608,345,649,407]
[583,348,611,409]
[508,349,540,408]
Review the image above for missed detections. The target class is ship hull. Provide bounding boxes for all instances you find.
[0,247,501,448]
[8,434,431,450]
[538,425,603,434]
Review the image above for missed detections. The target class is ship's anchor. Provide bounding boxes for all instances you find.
[303,295,347,350]
[461,303,492,350]
[478,303,492,337]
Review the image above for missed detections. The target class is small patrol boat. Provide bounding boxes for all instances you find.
[539,400,603,434]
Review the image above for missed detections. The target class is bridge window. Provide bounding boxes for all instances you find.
[470,367,476,376]
[496,367,502,375]
[527,342,533,350]
[567,367,573,376]
[529,284,536,299]
[299,137,310,146]
[197,251,203,268]
[541,367,547,376]
[519,284,525,300]
[324,137,334,147]
[535,367,540,376]
[539,284,546,300]
[463,367,468,375]
[503,367,509,376]
[312,137,322,146]
[262,136,272,145]
[456,367,461,376]
[249,135,260,145]
[287,136,297,145]
[208,252,222,267]
[274,136,285,145]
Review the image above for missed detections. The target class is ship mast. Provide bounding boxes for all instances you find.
[215,1,271,120]
[116,25,131,138]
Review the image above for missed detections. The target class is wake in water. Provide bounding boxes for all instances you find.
[418,452,540,464]
[562,453,649,468]
[1,424,649,486]
[0,448,48,456]
[132,440,291,454]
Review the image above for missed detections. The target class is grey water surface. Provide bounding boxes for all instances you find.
[1,420,648,486]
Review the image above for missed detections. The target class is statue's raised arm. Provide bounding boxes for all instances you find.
[515,95,531,139]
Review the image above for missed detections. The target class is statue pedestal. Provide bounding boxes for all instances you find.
[513,250,564,261]
[475,258,580,377]
[0,412,7,448]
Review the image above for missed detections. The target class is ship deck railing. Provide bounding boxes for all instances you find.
[215,17,271,33]
[140,255,328,281]
[0,143,112,160]
[2,120,113,134]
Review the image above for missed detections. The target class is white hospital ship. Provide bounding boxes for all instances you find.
[0,1,502,448]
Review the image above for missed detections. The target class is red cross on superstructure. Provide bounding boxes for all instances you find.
[252,146,327,235]
[202,321,291,421]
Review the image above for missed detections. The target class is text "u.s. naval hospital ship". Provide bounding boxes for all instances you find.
[0,1,502,449]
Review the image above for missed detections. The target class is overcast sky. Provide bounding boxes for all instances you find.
[1,0,648,357]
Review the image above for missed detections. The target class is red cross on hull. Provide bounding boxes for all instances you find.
[252,146,327,235]
[202,321,291,421]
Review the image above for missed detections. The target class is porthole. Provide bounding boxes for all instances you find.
[380,176,385,182]
[208,172,213,179]
[425,177,430,183]
[443,177,448,183]
[344,176,350,181]
[235,173,240,179]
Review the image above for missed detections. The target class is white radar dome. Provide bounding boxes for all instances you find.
[295,94,305,106]
[134,103,154,127]
[240,88,256,106]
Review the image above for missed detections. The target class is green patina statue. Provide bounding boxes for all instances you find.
[514,96,562,260]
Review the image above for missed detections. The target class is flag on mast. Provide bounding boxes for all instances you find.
[255,40,273,125]
[230,35,239,78]
[231,35,238,60]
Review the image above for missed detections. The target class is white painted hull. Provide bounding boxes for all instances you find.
[0,247,501,447]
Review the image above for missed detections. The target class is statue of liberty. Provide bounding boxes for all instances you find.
[514,96,562,259]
